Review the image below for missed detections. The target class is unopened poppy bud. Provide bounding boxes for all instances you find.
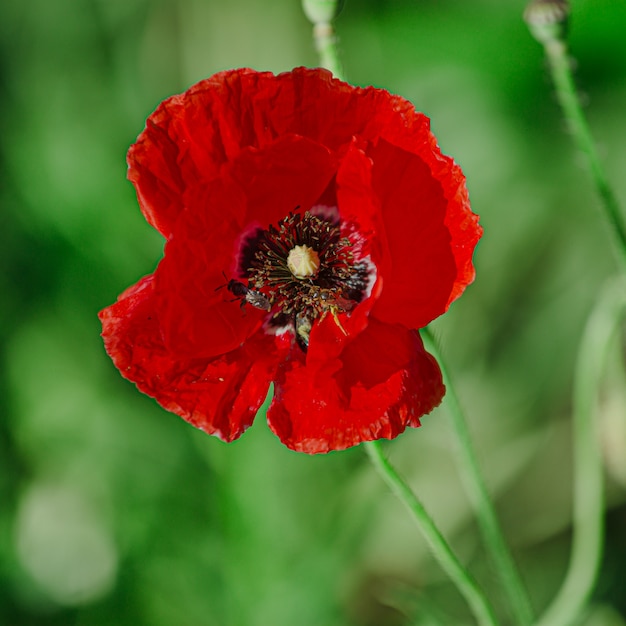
[287,244,320,279]
[301,0,343,25]
[524,0,570,45]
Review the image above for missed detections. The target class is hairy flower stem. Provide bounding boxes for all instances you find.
[301,0,344,80]
[542,38,626,272]
[422,328,535,626]
[536,278,626,626]
[313,22,343,80]
[364,440,498,626]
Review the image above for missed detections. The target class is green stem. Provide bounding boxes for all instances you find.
[364,440,498,626]
[543,38,626,272]
[312,22,343,80]
[422,328,534,626]
[536,278,626,626]
[301,0,344,80]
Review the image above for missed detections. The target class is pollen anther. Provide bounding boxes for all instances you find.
[287,244,320,279]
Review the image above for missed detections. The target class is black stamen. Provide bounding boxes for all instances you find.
[233,210,371,351]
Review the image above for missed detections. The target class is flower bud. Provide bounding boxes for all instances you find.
[524,0,570,45]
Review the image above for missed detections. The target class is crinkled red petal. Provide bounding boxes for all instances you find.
[335,141,386,266]
[154,135,337,359]
[99,274,282,442]
[127,101,190,239]
[127,68,346,238]
[229,134,337,230]
[368,139,460,329]
[127,67,461,240]
[266,319,444,453]
[153,176,262,358]
[377,105,482,309]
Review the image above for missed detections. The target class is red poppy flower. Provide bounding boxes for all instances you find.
[99,67,481,454]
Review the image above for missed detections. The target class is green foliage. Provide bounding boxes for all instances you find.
[1,0,625,624]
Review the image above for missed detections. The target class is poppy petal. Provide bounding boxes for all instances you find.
[99,274,280,441]
[154,177,263,358]
[336,141,386,265]
[379,108,482,309]
[127,68,347,239]
[267,319,444,453]
[369,138,460,329]
[229,134,338,229]
[154,135,337,359]
[128,100,192,239]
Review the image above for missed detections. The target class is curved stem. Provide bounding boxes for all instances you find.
[543,38,626,273]
[422,328,534,626]
[536,277,626,626]
[364,440,498,626]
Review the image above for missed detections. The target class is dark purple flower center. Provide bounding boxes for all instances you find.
[238,210,372,349]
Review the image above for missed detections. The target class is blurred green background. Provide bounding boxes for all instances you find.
[2,0,626,624]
